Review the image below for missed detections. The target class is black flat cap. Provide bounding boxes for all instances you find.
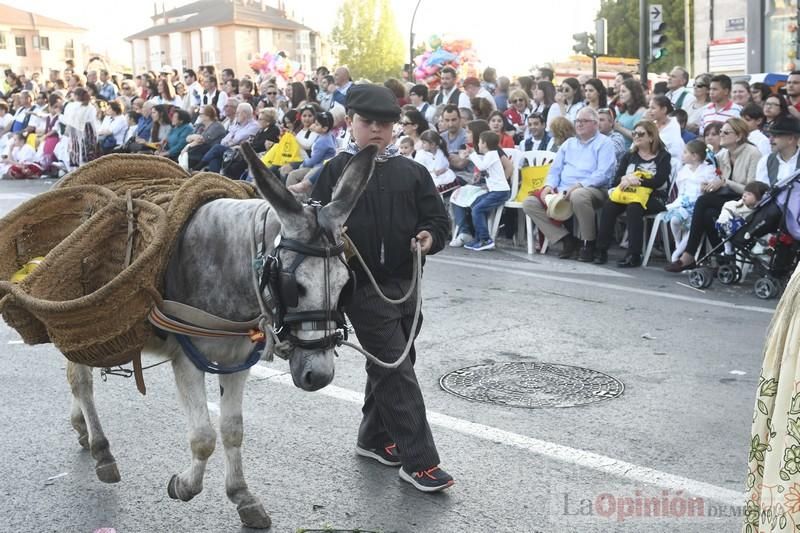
[768,116,800,136]
[345,84,401,122]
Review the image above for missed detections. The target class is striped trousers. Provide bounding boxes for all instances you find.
[345,277,440,472]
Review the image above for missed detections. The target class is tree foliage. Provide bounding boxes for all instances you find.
[330,0,405,82]
[596,0,688,73]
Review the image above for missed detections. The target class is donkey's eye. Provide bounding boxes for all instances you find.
[296,284,307,297]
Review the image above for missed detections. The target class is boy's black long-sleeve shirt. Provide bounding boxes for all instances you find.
[311,152,450,283]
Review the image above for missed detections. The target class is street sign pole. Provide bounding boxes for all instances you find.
[639,0,648,83]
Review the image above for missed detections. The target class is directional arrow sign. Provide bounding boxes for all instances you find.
[650,4,663,25]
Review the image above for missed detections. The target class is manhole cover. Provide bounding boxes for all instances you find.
[439,362,624,409]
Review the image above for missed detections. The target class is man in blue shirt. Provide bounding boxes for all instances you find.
[522,107,616,262]
[332,67,353,107]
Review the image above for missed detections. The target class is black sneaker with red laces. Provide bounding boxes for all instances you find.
[399,465,454,492]
[355,442,402,467]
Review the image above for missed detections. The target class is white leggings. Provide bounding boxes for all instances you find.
[669,218,690,262]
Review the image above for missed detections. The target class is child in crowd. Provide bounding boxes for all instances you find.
[663,140,718,262]
[519,113,553,152]
[299,111,336,171]
[451,131,511,251]
[716,181,770,256]
[415,130,457,193]
[1,132,41,179]
[398,136,415,158]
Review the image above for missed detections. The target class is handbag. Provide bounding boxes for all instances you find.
[608,170,654,208]
[515,164,551,202]
[261,132,303,166]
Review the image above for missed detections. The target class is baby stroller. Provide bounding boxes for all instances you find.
[687,169,800,299]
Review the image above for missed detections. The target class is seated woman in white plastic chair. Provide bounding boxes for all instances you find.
[594,120,671,267]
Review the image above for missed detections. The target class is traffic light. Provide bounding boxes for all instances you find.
[573,33,591,56]
[650,21,667,61]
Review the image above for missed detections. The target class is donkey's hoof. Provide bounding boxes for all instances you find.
[237,502,271,529]
[167,474,196,502]
[95,461,121,483]
[77,434,90,450]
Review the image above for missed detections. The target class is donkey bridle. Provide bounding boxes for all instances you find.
[259,213,351,352]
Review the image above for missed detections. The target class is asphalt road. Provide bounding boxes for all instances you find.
[0,177,776,532]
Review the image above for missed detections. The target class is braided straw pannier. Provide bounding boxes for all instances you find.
[0,186,118,344]
[0,197,168,367]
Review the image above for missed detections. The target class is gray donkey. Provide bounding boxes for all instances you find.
[66,143,378,529]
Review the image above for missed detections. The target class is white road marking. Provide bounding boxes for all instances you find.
[8,340,23,344]
[206,401,220,416]
[497,249,634,278]
[0,193,35,200]
[429,256,775,315]
[249,364,743,506]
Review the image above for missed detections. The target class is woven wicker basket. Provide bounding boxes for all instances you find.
[0,198,168,367]
[0,185,118,344]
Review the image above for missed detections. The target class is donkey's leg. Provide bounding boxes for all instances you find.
[219,371,271,529]
[168,352,216,502]
[69,392,89,450]
[66,361,120,483]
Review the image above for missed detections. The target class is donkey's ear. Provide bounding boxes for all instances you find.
[319,145,377,231]
[241,142,303,216]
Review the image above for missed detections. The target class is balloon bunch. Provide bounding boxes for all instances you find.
[249,51,306,86]
[413,36,481,89]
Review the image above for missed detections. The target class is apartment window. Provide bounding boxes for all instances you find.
[0,33,6,49]
[39,36,49,50]
[64,39,74,59]
[15,36,26,57]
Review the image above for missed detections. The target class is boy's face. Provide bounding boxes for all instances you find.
[528,118,544,138]
[399,142,413,156]
[742,191,758,208]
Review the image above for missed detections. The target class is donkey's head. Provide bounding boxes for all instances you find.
[241,143,377,391]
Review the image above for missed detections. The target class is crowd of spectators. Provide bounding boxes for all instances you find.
[1,61,800,272]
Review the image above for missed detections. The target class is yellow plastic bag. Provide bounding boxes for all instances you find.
[261,132,303,166]
[608,170,654,208]
[514,164,551,202]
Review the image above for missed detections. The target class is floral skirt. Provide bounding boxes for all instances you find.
[745,266,800,531]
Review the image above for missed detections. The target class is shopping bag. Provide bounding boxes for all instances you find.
[261,132,303,166]
[515,164,550,202]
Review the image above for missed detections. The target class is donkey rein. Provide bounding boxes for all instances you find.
[339,235,423,370]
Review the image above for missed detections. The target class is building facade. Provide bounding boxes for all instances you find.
[0,4,88,75]
[693,0,799,75]
[125,0,322,78]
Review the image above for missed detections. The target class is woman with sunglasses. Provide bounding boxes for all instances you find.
[595,121,671,267]
[550,78,585,124]
[400,109,429,151]
[686,74,712,133]
[665,117,762,272]
[503,89,532,141]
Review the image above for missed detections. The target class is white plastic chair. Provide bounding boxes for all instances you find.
[492,150,554,254]
[488,148,524,241]
[642,212,672,266]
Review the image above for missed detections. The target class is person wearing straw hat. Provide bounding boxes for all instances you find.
[521,106,617,261]
[755,116,800,187]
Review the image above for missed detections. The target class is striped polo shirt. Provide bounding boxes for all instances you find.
[699,100,742,135]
